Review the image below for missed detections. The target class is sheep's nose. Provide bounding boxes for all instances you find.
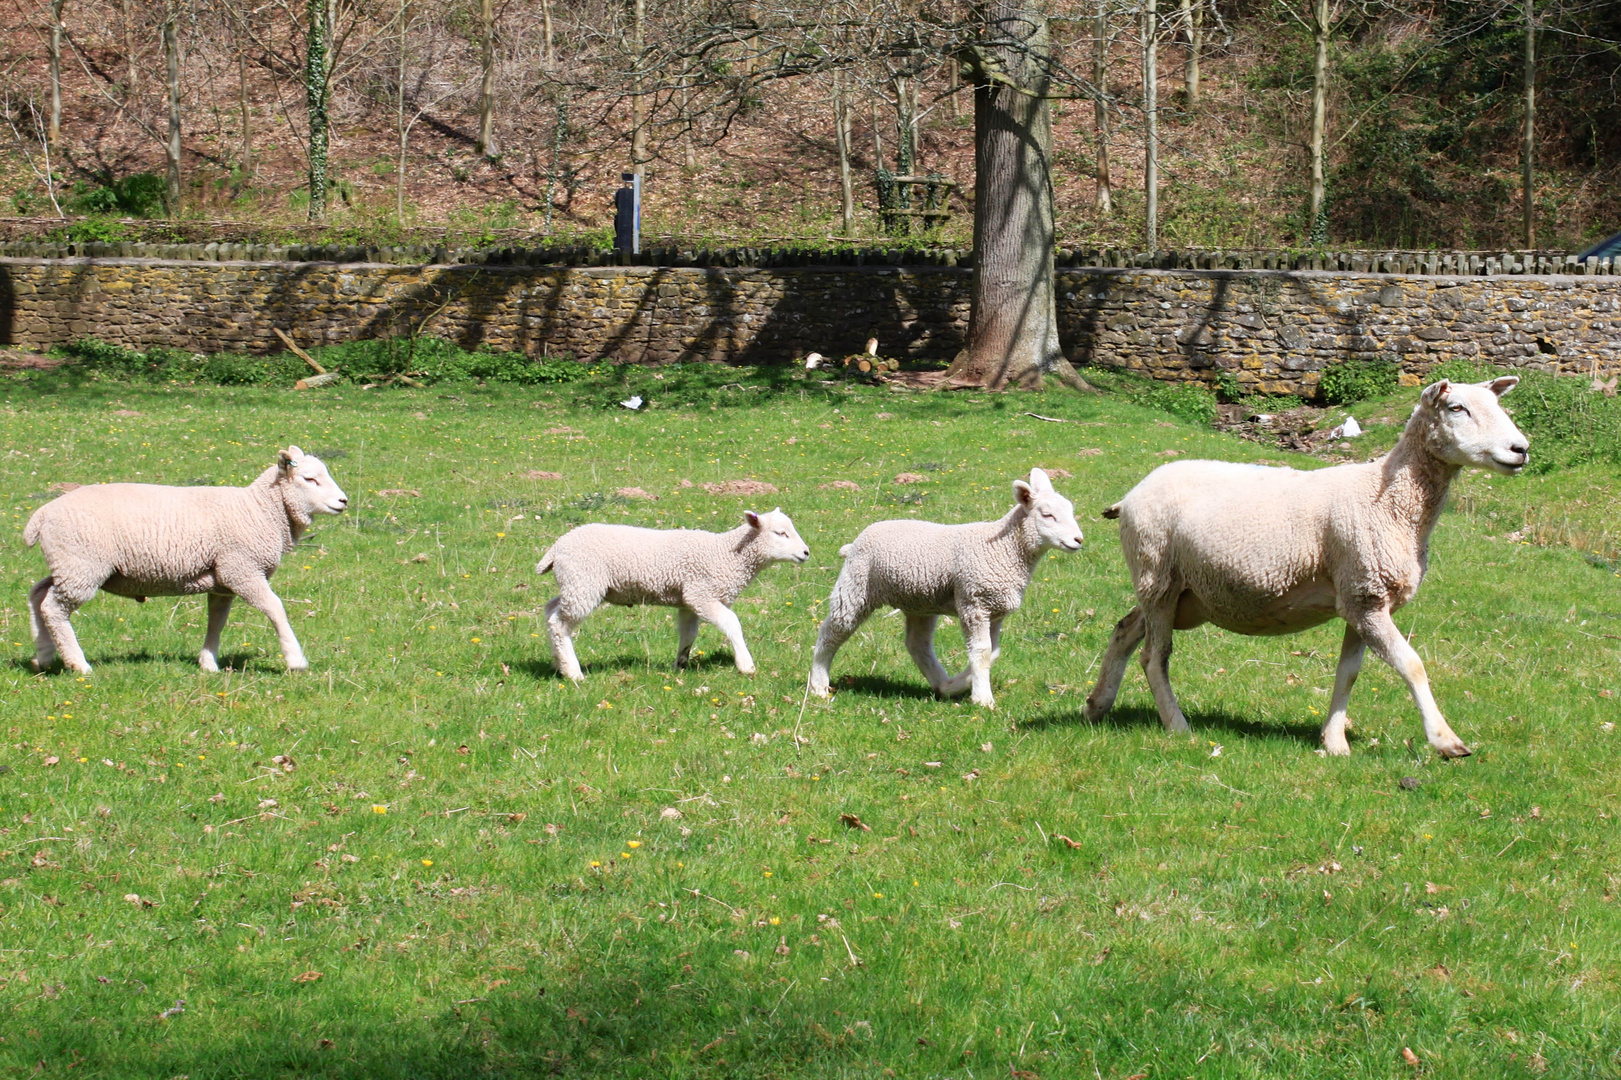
[1509,442,1528,460]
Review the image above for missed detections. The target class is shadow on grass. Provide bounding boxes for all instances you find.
[9,650,280,673]
[1021,703,1323,745]
[505,651,739,683]
[834,674,940,701]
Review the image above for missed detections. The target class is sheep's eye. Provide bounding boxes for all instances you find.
[1040,510,1055,519]
[1448,403,1467,414]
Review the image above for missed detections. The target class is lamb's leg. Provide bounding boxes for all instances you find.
[544,596,587,682]
[808,596,872,698]
[1138,600,1190,733]
[940,615,1004,698]
[693,600,755,675]
[36,578,95,674]
[903,614,954,695]
[199,592,235,672]
[228,577,307,672]
[1321,623,1366,756]
[28,577,58,671]
[1084,606,1146,721]
[674,607,701,669]
[1355,608,1469,758]
[960,610,997,709]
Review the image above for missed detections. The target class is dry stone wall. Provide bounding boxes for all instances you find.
[0,256,1616,396]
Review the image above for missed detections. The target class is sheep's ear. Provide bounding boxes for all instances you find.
[277,448,298,472]
[1028,467,1053,492]
[1422,380,1452,408]
[1013,479,1034,506]
[744,510,762,529]
[1488,375,1520,397]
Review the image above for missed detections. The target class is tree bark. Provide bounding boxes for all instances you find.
[943,0,1090,391]
[834,69,854,235]
[123,0,140,94]
[396,0,408,223]
[1143,0,1158,250]
[541,0,554,67]
[630,0,647,170]
[1181,0,1201,108]
[1093,0,1111,214]
[48,0,63,149]
[1522,0,1535,250]
[306,0,330,220]
[164,6,182,215]
[476,0,498,158]
[1308,0,1328,244]
[238,47,253,179]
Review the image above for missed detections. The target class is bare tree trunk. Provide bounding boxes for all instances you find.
[944,0,1090,391]
[48,0,63,149]
[396,0,408,223]
[834,69,854,235]
[306,0,330,220]
[1522,0,1535,249]
[1143,0,1158,250]
[1093,0,1112,214]
[164,6,182,215]
[123,0,140,94]
[238,47,253,178]
[1181,0,1201,108]
[476,0,498,158]
[1308,0,1329,244]
[630,0,647,169]
[948,58,960,119]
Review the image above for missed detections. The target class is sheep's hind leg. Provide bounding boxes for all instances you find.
[28,577,58,670]
[1084,607,1146,721]
[674,607,701,669]
[544,596,588,682]
[693,600,755,675]
[1139,600,1190,733]
[36,577,96,674]
[199,592,235,673]
[1321,623,1366,756]
[227,576,307,672]
[808,598,871,698]
[904,615,954,695]
[1355,608,1469,758]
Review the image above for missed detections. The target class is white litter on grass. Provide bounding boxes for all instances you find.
[1341,415,1363,438]
[804,352,823,370]
[620,395,643,410]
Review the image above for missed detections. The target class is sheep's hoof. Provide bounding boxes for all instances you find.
[199,655,220,673]
[971,697,996,710]
[736,665,757,676]
[285,659,310,673]
[1436,740,1472,759]
[1322,740,1352,757]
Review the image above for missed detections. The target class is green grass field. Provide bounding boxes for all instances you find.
[1,366,1618,1079]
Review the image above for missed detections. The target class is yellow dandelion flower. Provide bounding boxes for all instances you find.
[421,859,433,867]
[590,861,601,868]
[373,805,388,814]
[627,840,642,849]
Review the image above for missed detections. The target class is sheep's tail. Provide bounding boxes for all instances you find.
[534,546,556,576]
[22,509,43,546]
[838,543,853,559]
[1101,503,1122,520]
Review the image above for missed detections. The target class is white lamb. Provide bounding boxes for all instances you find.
[24,446,349,674]
[1085,377,1529,758]
[535,509,810,680]
[808,467,1084,708]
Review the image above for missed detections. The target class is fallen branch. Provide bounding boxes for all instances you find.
[1024,412,1069,423]
[273,327,325,374]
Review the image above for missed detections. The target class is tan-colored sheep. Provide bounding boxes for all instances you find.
[1085,378,1529,757]
[24,446,348,674]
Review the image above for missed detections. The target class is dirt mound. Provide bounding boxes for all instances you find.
[821,480,862,491]
[545,426,580,436]
[702,480,778,496]
[1040,467,1074,478]
[616,487,657,500]
[375,488,420,497]
[893,472,930,484]
[525,470,563,480]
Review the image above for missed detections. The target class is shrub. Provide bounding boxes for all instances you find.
[1138,381,1219,426]
[1319,357,1401,404]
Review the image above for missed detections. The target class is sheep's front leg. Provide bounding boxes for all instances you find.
[941,615,1004,698]
[229,577,307,672]
[1084,606,1146,722]
[1321,622,1366,756]
[199,592,235,673]
[544,596,586,682]
[1355,608,1469,758]
[674,607,701,669]
[693,600,755,675]
[28,577,58,671]
[1139,600,1190,733]
[903,614,955,695]
[36,578,94,674]
[960,610,997,709]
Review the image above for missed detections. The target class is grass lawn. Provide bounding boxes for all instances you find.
[0,366,1617,1079]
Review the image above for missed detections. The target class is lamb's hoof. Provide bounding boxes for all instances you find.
[199,655,220,674]
[66,661,92,675]
[1322,739,1352,757]
[971,696,996,710]
[1436,740,1472,759]
[807,679,831,699]
[736,664,757,676]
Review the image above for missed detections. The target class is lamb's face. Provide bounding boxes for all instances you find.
[1014,468,1085,552]
[1419,378,1530,475]
[279,445,350,516]
[745,508,811,564]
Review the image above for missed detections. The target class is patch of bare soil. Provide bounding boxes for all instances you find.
[821,480,862,491]
[702,480,778,496]
[893,472,930,484]
[1040,467,1074,478]
[615,487,657,500]
[1214,403,1367,459]
[0,350,64,371]
[375,488,421,497]
[525,470,564,480]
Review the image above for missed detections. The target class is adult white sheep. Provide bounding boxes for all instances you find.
[24,447,348,674]
[535,509,810,681]
[1085,377,1529,758]
[808,467,1084,708]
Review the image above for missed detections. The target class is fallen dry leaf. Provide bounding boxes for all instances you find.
[840,813,871,832]
[43,755,59,766]
[292,971,323,983]
[1401,1047,1420,1066]
[1053,834,1084,849]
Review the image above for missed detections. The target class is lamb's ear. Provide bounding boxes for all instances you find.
[1013,479,1034,506]
[1488,375,1520,397]
[1422,380,1452,408]
[744,510,762,529]
[277,448,298,473]
[1028,467,1053,492]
